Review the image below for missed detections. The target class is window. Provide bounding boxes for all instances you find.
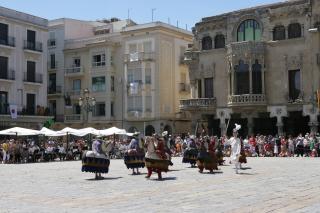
[27,61,36,82]
[214,34,225,49]
[145,63,151,84]
[48,32,56,46]
[73,104,81,114]
[252,60,262,94]
[202,36,212,50]
[288,23,301,39]
[145,96,152,112]
[92,76,106,92]
[48,73,56,93]
[73,79,81,91]
[235,60,249,94]
[0,91,8,114]
[0,23,8,45]
[26,93,35,115]
[237,19,261,42]
[127,64,142,84]
[128,96,143,112]
[143,41,152,53]
[110,102,114,117]
[197,79,202,98]
[94,102,105,116]
[288,69,301,101]
[73,58,80,67]
[273,25,286,41]
[204,78,213,98]
[0,56,8,79]
[111,76,115,92]
[92,54,106,67]
[50,54,56,69]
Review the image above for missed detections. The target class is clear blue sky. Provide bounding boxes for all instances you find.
[0,0,284,30]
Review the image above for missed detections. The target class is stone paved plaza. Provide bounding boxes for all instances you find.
[1,157,320,213]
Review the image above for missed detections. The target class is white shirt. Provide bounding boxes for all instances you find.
[229,137,241,162]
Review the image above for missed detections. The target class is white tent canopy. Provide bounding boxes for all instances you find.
[0,127,40,136]
[39,127,66,137]
[56,127,80,136]
[98,127,127,136]
[75,127,99,137]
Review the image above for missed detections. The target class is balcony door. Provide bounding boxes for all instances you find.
[27,61,36,82]
[0,56,8,79]
[0,23,8,44]
[26,93,35,115]
[0,91,8,114]
[27,30,36,48]
[49,73,56,92]
[204,78,213,98]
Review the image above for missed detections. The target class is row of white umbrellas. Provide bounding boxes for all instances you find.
[0,126,129,137]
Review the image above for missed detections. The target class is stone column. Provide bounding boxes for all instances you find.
[247,116,254,136]
[216,108,232,136]
[276,116,284,136]
[268,106,287,136]
[303,104,319,134]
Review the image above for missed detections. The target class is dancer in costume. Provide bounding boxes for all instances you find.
[196,137,218,173]
[229,124,241,174]
[81,136,114,179]
[144,133,173,180]
[124,132,145,175]
[182,135,198,167]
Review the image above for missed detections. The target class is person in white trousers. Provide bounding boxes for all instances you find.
[229,124,241,174]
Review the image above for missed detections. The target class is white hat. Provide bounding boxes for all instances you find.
[162,131,168,137]
[233,123,241,133]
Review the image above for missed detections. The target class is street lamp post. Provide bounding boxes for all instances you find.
[78,88,96,125]
[79,89,96,150]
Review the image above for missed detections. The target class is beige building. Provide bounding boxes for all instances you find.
[122,22,192,135]
[0,6,51,130]
[183,0,320,137]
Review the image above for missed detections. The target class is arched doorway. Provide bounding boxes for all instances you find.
[164,125,172,135]
[284,111,309,137]
[128,126,138,133]
[145,125,155,136]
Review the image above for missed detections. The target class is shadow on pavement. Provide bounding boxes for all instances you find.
[202,170,223,175]
[150,177,177,181]
[238,172,255,175]
[240,167,252,170]
[85,176,123,181]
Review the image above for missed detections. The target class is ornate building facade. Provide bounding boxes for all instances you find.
[182,0,320,137]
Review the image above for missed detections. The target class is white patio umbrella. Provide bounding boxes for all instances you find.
[98,127,127,136]
[39,127,66,137]
[56,127,80,136]
[0,127,41,136]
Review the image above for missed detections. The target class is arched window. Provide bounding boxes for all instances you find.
[202,36,212,50]
[145,125,155,136]
[234,60,249,94]
[273,25,286,41]
[252,59,262,94]
[288,23,301,39]
[214,34,225,49]
[237,19,261,42]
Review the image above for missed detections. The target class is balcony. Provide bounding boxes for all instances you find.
[23,73,43,84]
[228,94,266,107]
[65,114,83,122]
[48,61,58,70]
[180,98,216,111]
[65,66,84,76]
[124,52,155,63]
[65,89,81,97]
[0,69,15,81]
[48,86,62,96]
[23,40,43,52]
[47,39,56,47]
[0,36,15,48]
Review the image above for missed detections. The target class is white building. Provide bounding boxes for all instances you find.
[0,6,50,129]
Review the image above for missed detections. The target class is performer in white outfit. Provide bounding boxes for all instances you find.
[229,124,241,174]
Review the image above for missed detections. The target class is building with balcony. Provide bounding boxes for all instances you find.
[183,0,320,137]
[0,6,51,130]
[122,22,192,135]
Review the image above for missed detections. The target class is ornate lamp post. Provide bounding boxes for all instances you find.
[78,88,96,125]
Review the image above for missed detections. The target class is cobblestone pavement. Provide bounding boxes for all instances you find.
[1,157,320,213]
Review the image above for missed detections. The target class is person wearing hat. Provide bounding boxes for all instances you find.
[228,124,241,174]
[126,132,143,175]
